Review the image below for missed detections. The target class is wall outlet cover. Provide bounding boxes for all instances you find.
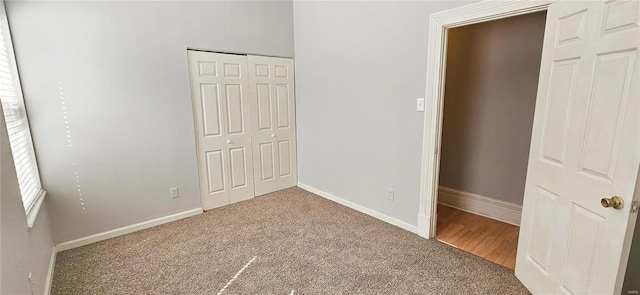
[170,187,179,198]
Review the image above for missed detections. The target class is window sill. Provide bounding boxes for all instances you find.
[26,189,46,231]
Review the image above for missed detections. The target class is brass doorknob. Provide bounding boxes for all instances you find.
[601,196,624,209]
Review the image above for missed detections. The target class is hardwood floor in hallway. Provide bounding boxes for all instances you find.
[436,204,520,270]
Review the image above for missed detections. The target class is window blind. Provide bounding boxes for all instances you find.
[0,2,43,213]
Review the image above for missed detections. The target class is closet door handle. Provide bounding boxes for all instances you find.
[270,134,276,138]
[226,139,232,144]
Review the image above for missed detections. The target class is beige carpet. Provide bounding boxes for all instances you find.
[52,187,529,294]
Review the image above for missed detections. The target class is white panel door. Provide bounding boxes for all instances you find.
[515,1,640,294]
[248,55,297,196]
[188,51,254,210]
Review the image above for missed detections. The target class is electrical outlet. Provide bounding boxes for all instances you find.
[387,189,395,201]
[170,187,179,198]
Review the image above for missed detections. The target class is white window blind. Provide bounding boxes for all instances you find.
[0,1,43,214]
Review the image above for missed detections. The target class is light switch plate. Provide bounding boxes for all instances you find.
[417,98,425,111]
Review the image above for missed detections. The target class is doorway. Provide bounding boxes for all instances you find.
[433,11,546,269]
[419,1,640,293]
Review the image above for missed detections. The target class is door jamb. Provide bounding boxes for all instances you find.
[417,0,552,238]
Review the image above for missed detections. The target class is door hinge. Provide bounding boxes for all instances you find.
[632,201,639,213]
[435,148,439,155]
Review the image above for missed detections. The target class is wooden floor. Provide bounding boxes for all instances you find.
[436,204,519,269]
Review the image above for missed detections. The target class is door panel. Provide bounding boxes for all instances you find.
[276,84,290,128]
[579,50,635,181]
[256,84,273,130]
[249,55,297,196]
[278,140,291,177]
[515,1,640,294]
[188,52,229,209]
[229,147,247,189]
[540,59,578,167]
[198,61,217,76]
[205,150,225,194]
[260,142,276,180]
[602,0,639,35]
[225,84,245,135]
[527,186,557,274]
[272,58,298,190]
[561,205,604,294]
[255,64,270,77]
[555,9,588,46]
[200,83,222,136]
[188,51,254,210]
[249,61,278,195]
[275,65,289,78]
[224,63,241,78]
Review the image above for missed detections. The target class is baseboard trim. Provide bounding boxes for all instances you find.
[438,186,522,226]
[297,183,418,234]
[56,208,203,252]
[44,246,57,295]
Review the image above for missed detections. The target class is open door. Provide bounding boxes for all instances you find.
[515,1,640,294]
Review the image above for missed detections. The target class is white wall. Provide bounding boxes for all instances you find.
[1,108,55,295]
[293,1,475,227]
[6,1,294,243]
[439,12,546,205]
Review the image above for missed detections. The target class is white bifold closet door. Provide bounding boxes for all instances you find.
[187,51,255,210]
[248,55,298,196]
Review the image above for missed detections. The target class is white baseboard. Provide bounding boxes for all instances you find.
[44,246,57,295]
[438,186,522,226]
[297,183,418,234]
[56,208,203,252]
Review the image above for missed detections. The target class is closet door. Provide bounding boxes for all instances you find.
[188,51,254,210]
[248,55,297,196]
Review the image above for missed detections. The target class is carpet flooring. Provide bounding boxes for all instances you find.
[52,187,530,294]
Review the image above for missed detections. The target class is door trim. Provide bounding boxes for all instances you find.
[417,0,552,239]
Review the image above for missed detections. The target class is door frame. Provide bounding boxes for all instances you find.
[417,0,552,239]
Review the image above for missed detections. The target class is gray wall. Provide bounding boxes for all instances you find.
[438,12,546,205]
[623,214,640,294]
[6,1,294,243]
[1,108,55,295]
[294,1,474,227]
[623,171,640,294]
